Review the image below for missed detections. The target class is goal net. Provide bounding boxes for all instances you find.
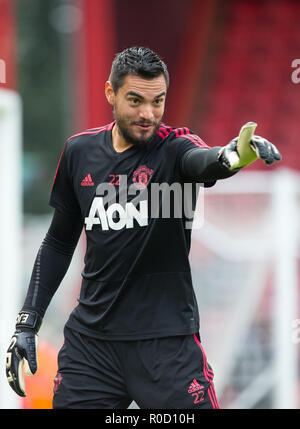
[190,169,300,409]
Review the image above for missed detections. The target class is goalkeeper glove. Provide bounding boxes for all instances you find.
[218,135,282,170]
[6,310,42,397]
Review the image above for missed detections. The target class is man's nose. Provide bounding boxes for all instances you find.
[138,105,154,121]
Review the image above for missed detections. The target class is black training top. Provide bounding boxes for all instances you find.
[49,122,222,340]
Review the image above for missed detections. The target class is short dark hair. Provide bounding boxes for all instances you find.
[109,47,169,93]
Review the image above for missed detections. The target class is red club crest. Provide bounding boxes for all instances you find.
[132,165,154,189]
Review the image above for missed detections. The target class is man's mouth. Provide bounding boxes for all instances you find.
[134,123,154,131]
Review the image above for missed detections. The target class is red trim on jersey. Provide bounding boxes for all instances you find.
[184,134,210,149]
[157,124,173,140]
[107,121,115,130]
[66,122,115,142]
[157,131,166,139]
[173,127,186,137]
[161,124,174,134]
[157,124,210,149]
[158,127,168,137]
[193,334,220,409]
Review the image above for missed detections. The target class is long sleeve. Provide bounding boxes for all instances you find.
[21,208,84,317]
[180,147,238,184]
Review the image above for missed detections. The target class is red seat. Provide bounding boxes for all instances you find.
[199,0,300,170]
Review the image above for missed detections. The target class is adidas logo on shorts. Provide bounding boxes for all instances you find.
[188,379,204,394]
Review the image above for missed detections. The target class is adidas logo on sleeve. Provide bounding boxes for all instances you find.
[81,174,94,186]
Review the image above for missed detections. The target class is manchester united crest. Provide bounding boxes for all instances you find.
[132,165,154,189]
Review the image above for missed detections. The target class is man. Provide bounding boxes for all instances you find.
[6,47,281,409]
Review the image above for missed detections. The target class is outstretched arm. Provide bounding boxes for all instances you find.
[181,133,281,183]
[181,146,236,184]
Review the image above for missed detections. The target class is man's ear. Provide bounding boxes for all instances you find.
[105,81,115,106]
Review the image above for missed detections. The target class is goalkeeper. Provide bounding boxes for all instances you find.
[6,46,281,409]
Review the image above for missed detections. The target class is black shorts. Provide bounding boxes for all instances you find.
[52,325,219,409]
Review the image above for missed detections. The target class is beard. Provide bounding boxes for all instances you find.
[113,105,161,148]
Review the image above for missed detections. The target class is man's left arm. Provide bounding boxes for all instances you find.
[181,146,235,184]
[181,135,282,183]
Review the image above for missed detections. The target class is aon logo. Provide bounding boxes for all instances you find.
[85,197,148,231]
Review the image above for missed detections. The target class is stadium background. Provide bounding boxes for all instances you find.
[0,0,299,409]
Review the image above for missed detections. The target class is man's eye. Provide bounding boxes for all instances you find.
[129,98,140,105]
[154,98,163,105]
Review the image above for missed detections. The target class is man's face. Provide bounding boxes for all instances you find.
[106,74,167,147]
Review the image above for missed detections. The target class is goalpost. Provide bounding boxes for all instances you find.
[190,168,299,409]
[0,88,23,409]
